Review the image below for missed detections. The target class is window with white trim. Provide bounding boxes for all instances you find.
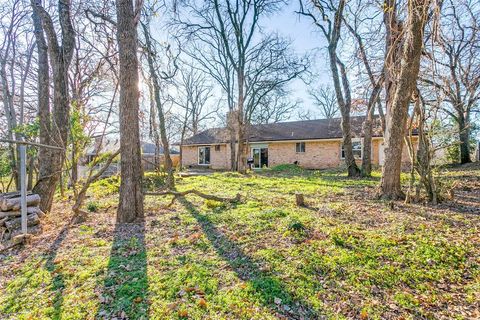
[341,139,362,159]
[295,142,306,153]
[198,146,211,165]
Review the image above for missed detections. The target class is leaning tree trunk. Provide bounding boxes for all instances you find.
[458,111,471,164]
[331,58,360,177]
[141,21,175,189]
[326,0,360,177]
[380,0,431,200]
[116,0,144,223]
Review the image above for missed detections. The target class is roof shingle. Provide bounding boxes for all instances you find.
[183,116,384,145]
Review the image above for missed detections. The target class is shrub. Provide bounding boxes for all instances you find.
[287,218,306,232]
[90,175,120,197]
[86,201,99,212]
[204,199,226,210]
[143,172,167,191]
[270,164,304,174]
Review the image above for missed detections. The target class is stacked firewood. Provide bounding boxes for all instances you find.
[0,192,44,243]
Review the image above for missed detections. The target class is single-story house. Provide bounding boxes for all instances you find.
[181,116,415,170]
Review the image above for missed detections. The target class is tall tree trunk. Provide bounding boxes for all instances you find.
[327,0,360,177]
[71,147,78,187]
[362,77,384,177]
[141,22,175,189]
[227,111,237,171]
[362,114,374,177]
[236,70,246,173]
[458,111,471,163]
[330,55,360,177]
[116,0,144,223]
[31,0,75,213]
[380,0,431,200]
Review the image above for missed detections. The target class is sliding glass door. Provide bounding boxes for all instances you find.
[252,147,268,169]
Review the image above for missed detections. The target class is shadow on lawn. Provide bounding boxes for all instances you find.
[2,218,71,318]
[96,219,149,319]
[178,197,321,320]
[44,224,70,319]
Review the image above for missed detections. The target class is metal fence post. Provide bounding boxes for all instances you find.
[20,145,27,235]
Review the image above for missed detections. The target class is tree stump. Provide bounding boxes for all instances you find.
[295,193,305,207]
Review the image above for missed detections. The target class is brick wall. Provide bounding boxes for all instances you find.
[268,141,342,169]
[181,138,414,170]
[181,144,230,169]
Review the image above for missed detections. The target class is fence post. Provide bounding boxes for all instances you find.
[20,145,27,235]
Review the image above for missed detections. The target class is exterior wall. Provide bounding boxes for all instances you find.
[267,141,342,169]
[181,138,415,170]
[181,144,230,169]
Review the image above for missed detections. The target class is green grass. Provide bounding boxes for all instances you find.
[1,167,479,319]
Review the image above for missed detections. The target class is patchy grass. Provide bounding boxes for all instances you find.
[1,166,480,319]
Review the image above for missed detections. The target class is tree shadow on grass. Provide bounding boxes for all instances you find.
[178,197,322,320]
[96,219,149,319]
[43,224,70,319]
[1,218,71,319]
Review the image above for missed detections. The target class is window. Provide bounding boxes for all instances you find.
[215,145,221,151]
[198,146,211,165]
[341,139,362,159]
[296,142,306,153]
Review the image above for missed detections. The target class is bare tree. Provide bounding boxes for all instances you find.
[309,86,338,119]
[0,0,30,190]
[342,1,385,177]
[172,65,216,167]
[380,0,432,200]
[420,0,480,163]
[178,0,303,173]
[115,0,144,222]
[250,88,300,124]
[140,15,177,189]
[298,0,361,177]
[30,0,75,213]
[179,24,237,170]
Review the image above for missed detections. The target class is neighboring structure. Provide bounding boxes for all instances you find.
[181,116,415,170]
[82,137,179,176]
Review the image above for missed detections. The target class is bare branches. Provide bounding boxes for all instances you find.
[308,86,338,119]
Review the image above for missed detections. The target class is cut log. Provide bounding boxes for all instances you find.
[1,194,41,211]
[10,225,42,238]
[0,233,36,252]
[0,191,32,199]
[5,213,40,231]
[295,193,305,207]
[0,206,43,218]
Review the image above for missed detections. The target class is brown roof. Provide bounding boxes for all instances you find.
[183,116,385,145]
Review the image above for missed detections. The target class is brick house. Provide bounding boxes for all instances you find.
[181,116,415,170]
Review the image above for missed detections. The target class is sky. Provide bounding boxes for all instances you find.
[264,1,332,117]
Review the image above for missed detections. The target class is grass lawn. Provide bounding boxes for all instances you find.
[1,165,479,319]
